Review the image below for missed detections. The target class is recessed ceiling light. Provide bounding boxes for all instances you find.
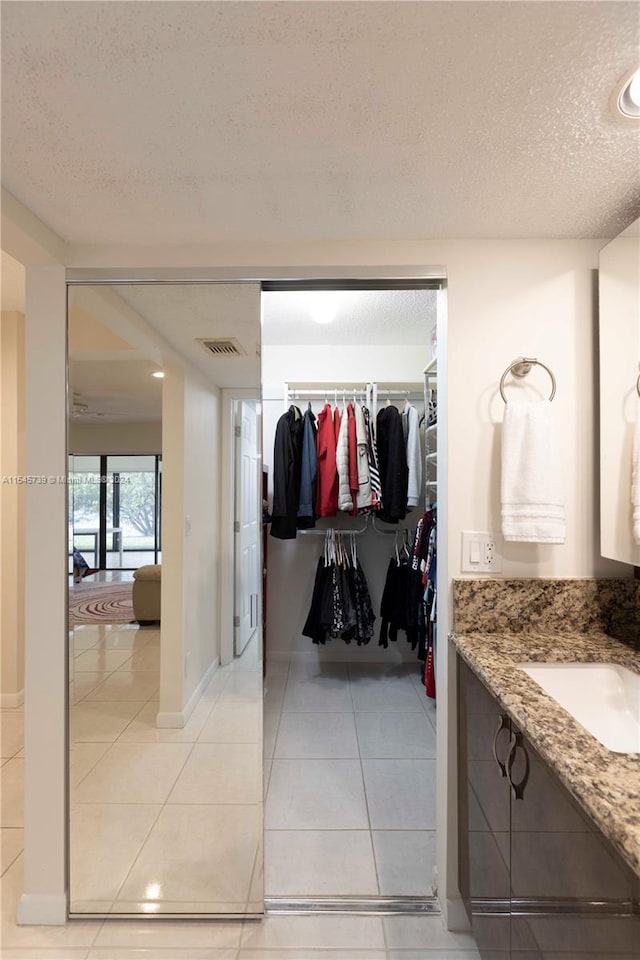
[613,67,640,119]
[152,371,165,379]
[309,291,342,325]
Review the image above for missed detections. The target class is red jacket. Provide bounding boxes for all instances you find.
[315,402,339,517]
[347,403,358,517]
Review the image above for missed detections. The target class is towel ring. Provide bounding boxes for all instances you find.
[499,357,556,404]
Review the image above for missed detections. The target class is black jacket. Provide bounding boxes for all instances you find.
[271,405,304,540]
[376,405,409,523]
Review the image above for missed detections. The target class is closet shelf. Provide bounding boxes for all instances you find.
[424,357,437,374]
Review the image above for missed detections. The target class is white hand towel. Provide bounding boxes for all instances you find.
[632,400,640,545]
[501,400,566,543]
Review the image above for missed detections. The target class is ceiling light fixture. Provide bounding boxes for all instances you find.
[152,371,165,378]
[613,66,640,119]
[309,291,342,325]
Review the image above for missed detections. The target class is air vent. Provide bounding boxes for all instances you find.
[197,337,246,357]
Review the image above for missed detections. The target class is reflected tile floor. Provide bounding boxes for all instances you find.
[1,634,478,957]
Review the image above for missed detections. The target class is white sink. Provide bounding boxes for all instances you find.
[517,662,640,754]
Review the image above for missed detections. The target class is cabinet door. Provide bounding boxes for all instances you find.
[459,658,512,958]
[509,728,637,958]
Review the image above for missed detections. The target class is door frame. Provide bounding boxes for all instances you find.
[220,387,262,666]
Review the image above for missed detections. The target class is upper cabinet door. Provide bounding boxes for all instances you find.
[599,216,640,566]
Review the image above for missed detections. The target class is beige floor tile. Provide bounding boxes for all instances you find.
[69,742,113,788]
[265,829,378,896]
[198,701,262,743]
[110,901,248,915]
[117,700,213,743]
[201,668,232,701]
[70,802,160,902]
[0,828,23,876]
[71,673,113,704]
[74,648,134,672]
[116,646,161,672]
[73,742,192,803]
[263,711,280,759]
[88,951,237,959]
[93,917,243,948]
[372,830,436,896]
[239,952,386,960]
[274,712,359,758]
[239,914,385,950]
[84,671,159,702]
[0,856,101,949]
[0,950,91,959]
[383,915,479,950]
[386,953,480,959]
[265,759,368,830]
[218,671,262,703]
[355,711,437,759]
[117,804,260,904]
[0,758,23,827]
[70,701,147,743]
[0,711,24,759]
[362,759,436,829]
[168,743,262,804]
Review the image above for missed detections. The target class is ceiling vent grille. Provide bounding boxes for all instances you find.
[197,337,246,357]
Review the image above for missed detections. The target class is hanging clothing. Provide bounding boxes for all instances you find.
[302,532,375,646]
[354,404,372,512]
[270,405,304,540]
[376,404,409,523]
[315,402,339,518]
[402,401,422,509]
[347,403,359,516]
[337,404,353,512]
[297,404,318,529]
[364,406,382,511]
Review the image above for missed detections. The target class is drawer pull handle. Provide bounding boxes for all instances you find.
[507,732,530,800]
[492,713,511,777]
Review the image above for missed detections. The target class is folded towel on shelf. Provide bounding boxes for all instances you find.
[632,400,640,545]
[501,400,566,543]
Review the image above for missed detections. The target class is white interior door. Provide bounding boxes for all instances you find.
[235,399,260,656]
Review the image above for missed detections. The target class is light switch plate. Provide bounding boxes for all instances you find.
[461,531,503,573]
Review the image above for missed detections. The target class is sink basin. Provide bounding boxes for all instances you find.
[517,662,640,754]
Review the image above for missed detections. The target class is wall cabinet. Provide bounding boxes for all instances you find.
[458,656,640,959]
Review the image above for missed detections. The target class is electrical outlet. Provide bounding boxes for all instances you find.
[461,531,503,573]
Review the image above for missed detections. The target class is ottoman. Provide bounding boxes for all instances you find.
[132,564,161,624]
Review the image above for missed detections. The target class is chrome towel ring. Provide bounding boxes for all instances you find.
[499,357,556,404]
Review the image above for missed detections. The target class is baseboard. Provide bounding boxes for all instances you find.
[156,656,219,729]
[17,893,67,925]
[267,650,416,664]
[1,688,24,708]
[441,896,470,932]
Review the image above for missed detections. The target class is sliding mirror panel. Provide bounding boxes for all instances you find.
[67,281,263,917]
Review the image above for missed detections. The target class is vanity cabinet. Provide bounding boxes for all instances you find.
[458,656,639,959]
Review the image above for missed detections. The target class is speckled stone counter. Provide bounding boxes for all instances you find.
[451,580,640,878]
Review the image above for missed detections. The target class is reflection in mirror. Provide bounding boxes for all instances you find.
[599,217,640,566]
[67,282,263,916]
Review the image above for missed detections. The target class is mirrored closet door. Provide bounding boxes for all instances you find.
[67,280,263,917]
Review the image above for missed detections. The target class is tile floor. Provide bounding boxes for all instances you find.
[0,625,479,958]
[264,660,438,899]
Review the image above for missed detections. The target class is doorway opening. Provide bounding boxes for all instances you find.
[260,281,443,908]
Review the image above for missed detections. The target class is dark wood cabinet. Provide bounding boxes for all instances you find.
[458,655,639,959]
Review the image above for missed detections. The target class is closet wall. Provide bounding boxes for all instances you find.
[262,295,436,663]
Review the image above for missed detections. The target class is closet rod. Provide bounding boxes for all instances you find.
[298,520,369,537]
[286,389,425,399]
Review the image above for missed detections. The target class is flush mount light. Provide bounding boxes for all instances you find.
[152,371,165,378]
[612,66,640,119]
[309,291,342,325]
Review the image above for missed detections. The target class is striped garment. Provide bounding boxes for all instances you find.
[363,406,382,511]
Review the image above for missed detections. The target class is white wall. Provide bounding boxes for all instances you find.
[0,311,26,706]
[69,420,162,455]
[159,361,220,722]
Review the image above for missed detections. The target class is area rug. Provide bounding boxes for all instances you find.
[69,581,134,625]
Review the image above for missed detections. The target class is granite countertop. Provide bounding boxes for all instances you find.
[451,629,640,878]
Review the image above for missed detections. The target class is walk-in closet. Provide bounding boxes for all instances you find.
[261,284,441,902]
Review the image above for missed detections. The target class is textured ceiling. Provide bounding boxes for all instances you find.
[112,283,261,388]
[2,1,639,243]
[262,289,437,345]
[69,357,163,423]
